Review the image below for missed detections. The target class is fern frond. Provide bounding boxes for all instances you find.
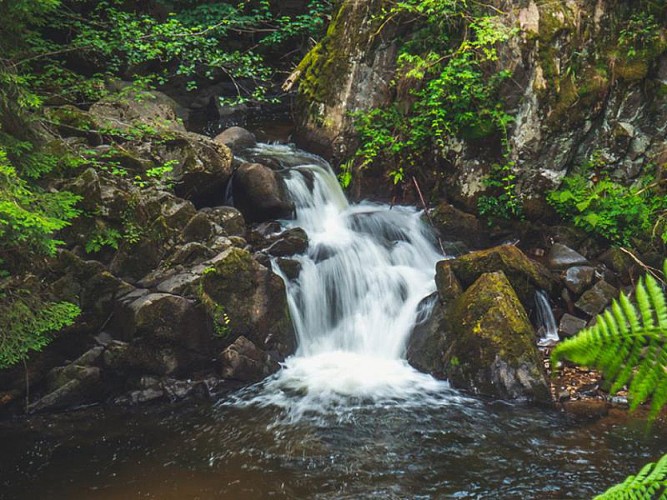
[594,453,667,499]
[552,272,667,419]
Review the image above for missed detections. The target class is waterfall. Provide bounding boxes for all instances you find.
[535,290,559,347]
[232,144,461,419]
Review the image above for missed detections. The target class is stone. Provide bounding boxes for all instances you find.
[28,366,102,413]
[407,294,446,377]
[166,242,215,267]
[558,313,588,338]
[213,126,257,152]
[443,271,551,402]
[575,280,618,317]
[219,336,280,382]
[182,212,215,242]
[547,243,589,270]
[156,272,203,297]
[275,257,302,281]
[430,202,485,248]
[265,227,309,257]
[201,206,246,236]
[446,245,554,307]
[199,247,296,358]
[563,266,595,295]
[434,260,463,303]
[232,163,294,223]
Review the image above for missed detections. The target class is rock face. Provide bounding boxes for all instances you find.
[295,0,667,211]
[232,163,294,222]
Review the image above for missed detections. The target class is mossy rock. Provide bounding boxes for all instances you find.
[444,271,550,402]
[447,245,555,307]
[199,248,296,358]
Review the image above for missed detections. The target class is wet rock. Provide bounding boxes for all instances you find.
[563,266,595,295]
[562,400,609,420]
[232,163,294,223]
[213,126,257,152]
[407,294,446,377]
[275,257,302,280]
[575,280,618,317]
[265,228,309,257]
[446,245,554,307]
[219,336,280,382]
[434,261,463,303]
[443,271,551,402]
[199,247,296,358]
[547,243,589,270]
[201,206,246,236]
[166,242,215,267]
[558,314,588,338]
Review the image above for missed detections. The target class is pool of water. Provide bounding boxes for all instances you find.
[1,391,665,499]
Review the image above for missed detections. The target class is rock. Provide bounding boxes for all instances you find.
[563,266,595,295]
[265,227,309,257]
[598,247,636,284]
[213,126,257,152]
[156,271,204,297]
[547,243,589,270]
[28,366,102,413]
[443,271,551,402]
[446,245,554,307]
[158,132,233,208]
[575,280,618,317]
[558,314,588,338]
[199,247,296,358]
[434,260,463,303]
[201,206,246,236]
[275,257,302,280]
[430,202,485,248]
[407,294,446,377]
[166,242,215,267]
[562,400,609,420]
[89,89,186,133]
[112,293,211,353]
[219,336,280,382]
[232,163,294,222]
[67,168,102,211]
[182,212,215,242]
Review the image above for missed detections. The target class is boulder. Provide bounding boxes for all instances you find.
[430,202,485,248]
[547,243,589,270]
[201,206,246,236]
[265,227,309,257]
[28,366,102,413]
[275,257,302,280]
[443,271,551,402]
[559,313,588,338]
[434,261,463,303]
[407,294,447,377]
[231,163,294,222]
[213,126,257,152]
[219,336,280,382]
[575,280,619,317]
[89,89,186,133]
[445,245,554,307]
[199,247,296,358]
[563,266,595,295]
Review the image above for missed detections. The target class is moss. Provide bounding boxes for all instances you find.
[615,58,650,81]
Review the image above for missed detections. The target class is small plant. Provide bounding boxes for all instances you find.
[85,224,122,254]
[212,303,232,338]
[477,160,523,221]
[618,13,662,59]
[595,453,667,499]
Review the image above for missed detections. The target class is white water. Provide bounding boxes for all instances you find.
[230,144,465,420]
[535,290,559,346]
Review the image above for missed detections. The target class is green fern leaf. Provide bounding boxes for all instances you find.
[594,453,667,499]
[552,268,667,420]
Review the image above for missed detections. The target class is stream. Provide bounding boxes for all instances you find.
[1,143,666,499]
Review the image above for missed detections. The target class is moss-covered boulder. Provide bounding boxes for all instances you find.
[199,247,296,359]
[445,245,554,307]
[444,271,550,402]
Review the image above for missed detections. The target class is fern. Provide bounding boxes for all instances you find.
[551,262,667,420]
[595,453,667,499]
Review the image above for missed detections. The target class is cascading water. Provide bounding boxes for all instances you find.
[535,290,560,346]
[231,144,465,420]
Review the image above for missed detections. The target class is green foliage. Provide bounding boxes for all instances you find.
[477,160,523,221]
[548,155,667,246]
[0,294,80,369]
[618,13,662,59]
[84,224,122,254]
[348,1,514,189]
[595,453,667,499]
[0,148,80,262]
[551,262,667,421]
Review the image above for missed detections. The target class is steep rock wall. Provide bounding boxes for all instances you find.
[295,0,667,213]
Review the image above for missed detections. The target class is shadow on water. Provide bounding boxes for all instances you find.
[1,396,666,499]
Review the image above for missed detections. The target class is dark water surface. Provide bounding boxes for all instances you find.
[1,394,665,499]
